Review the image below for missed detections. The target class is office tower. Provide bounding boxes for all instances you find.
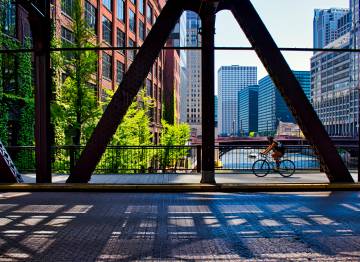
[215,95,218,128]
[350,0,360,115]
[313,8,349,48]
[238,85,259,135]
[184,11,202,137]
[258,71,310,135]
[311,1,359,137]
[218,65,257,136]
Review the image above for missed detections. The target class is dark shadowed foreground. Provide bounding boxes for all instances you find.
[0,192,359,261]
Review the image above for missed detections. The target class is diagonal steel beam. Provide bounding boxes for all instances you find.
[0,141,23,183]
[230,0,353,183]
[67,0,184,182]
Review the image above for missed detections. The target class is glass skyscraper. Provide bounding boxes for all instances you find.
[313,8,349,49]
[238,85,259,135]
[218,65,257,136]
[258,71,310,135]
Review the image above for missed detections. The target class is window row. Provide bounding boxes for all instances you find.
[102,52,162,83]
[103,0,153,23]
[62,1,155,37]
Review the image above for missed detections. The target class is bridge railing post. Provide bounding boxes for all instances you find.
[197,145,201,173]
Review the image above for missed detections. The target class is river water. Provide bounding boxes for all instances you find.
[221,148,320,170]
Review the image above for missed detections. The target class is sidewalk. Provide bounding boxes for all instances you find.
[21,172,359,184]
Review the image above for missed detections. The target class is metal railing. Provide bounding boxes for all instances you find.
[6,145,200,174]
[216,145,357,171]
[5,144,357,174]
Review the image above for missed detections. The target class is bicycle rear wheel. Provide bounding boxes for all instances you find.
[252,160,270,177]
[279,159,295,177]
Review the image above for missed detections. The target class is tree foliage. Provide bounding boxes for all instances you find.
[99,89,155,173]
[51,0,100,146]
[159,120,190,171]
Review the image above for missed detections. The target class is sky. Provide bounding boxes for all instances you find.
[214,0,349,93]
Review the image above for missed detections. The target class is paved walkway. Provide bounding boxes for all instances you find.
[21,172,359,184]
[0,191,359,261]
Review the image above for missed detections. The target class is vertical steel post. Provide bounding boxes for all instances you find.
[196,145,202,173]
[29,3,52,183]
[200,4,216,184]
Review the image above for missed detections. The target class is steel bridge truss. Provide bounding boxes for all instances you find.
[0,0,354,183]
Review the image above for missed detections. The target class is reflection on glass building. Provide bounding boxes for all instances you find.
[258,71,310,135]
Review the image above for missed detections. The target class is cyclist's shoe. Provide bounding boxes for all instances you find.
[273,166,280,171]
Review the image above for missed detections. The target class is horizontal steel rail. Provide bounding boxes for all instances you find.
[1,46,360,54]
[5,145,357,174]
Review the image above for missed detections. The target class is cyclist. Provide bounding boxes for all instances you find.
[261,136,285,170]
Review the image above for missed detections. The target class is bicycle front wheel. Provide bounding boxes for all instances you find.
[279,160,295,177]
[252,160,270,177]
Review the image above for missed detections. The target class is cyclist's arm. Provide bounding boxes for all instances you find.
[261,143,275,154]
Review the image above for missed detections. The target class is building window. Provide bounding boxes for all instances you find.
[102,52,112,80]
[61,26,75,45]
[146,4,153,24]
[103,0,112,11]
[139,0,144,14]
[61,27,74,59]
[129,9,136,33]
[117,0,125,22]
[102,16,112,44]
[117,61,125,83]
[85,1,96,33]
[1,0,16,37]
[146,79,152,97]
[139,20,145,41]
[128,39,135,61]
[61,0,74,17]
[117,29,125,54]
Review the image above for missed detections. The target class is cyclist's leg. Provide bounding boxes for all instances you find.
[272,151,282,169]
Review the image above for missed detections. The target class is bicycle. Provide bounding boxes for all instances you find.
[252,153,295,177]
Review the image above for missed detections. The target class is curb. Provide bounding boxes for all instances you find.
[0,183,359,192]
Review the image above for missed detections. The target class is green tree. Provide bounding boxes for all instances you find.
[52,0,100,146]
[160,120,190,171]
[99,89,155,173]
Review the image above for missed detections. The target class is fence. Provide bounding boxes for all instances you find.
[6,144,357,174]
[216,145,358,171]
[6,145,200,174]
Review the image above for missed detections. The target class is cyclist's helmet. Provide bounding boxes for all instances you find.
[267,136,274,143]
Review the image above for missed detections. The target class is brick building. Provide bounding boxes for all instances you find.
[163,41,180,124]
[54,0,167,143]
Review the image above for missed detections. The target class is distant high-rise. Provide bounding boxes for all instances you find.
[258,71,310,135]
[313,8,349,49]
[164,13,187,124]
[351,0,360,99]
[310,2,359,138]
[238,85,259,135]
[218,66,257,136]
[183,12,202,137]
[215,96,218,128]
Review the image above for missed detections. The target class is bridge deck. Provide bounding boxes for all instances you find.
[19,172,359,184]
